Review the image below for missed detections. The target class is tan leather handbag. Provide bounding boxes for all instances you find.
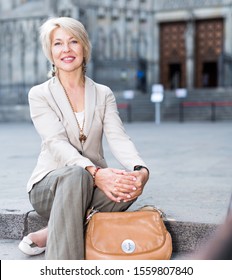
[85,206,172,260]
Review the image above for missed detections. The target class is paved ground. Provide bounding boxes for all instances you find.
[0,121,232,259]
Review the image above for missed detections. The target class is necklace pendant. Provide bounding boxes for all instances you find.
[79,132,87,143]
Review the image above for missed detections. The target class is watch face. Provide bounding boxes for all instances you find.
[135,165,143,170]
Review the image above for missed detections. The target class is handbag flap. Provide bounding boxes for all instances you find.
[86,210,168,256]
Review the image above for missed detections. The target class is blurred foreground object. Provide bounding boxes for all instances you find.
[190,194,232,260]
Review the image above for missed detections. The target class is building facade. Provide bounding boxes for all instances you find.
[0,0,232,120]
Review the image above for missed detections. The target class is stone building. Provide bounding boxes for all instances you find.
[0,0,232,121]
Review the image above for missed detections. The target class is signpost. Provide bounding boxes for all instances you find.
[150,84,164,124]
[175,88,187,98]
[123,90,134,122]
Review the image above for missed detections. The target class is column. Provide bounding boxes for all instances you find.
[185,20,195,90]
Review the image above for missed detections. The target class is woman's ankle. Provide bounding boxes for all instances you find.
[28,228,47,247]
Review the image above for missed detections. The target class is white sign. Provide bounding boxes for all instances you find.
[175,88,187,98]
[123,90,134,100]
[152,84,164,94]
[151,92,164,103]
[151,84,164,103]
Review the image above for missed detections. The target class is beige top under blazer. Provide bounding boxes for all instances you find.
[27,76,147,192]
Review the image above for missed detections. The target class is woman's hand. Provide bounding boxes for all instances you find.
[94,168,138,203]
[121,168,149,202]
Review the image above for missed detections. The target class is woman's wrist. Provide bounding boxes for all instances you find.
[92,167,101,186]
[86,166,101,186]
[134,165,149,176]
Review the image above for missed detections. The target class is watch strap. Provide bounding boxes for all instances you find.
[134,165,149,175]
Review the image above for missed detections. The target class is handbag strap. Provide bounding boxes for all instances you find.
[85,207,99,226]
[136,205,167,220]
[85,205,167,226]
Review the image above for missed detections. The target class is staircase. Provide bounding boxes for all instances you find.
[162,88,232,122]
[1,88,231,123]
[115,91,155,122]
[116,88,232,123]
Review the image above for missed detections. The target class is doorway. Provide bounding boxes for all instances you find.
[202,62,218,88]
[195,18,223,88]
[169,63,181,89]
[159,21,186,89]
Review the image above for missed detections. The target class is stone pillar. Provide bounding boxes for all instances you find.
[224,5,232,55]
[153,17,160,85]
[185,20,195,90]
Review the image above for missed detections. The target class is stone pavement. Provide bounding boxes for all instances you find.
[0,121,232,259]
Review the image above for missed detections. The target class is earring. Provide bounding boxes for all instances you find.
[82,58,87,76]
[52,64,56,77]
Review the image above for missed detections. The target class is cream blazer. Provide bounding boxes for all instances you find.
[27,76,146,192]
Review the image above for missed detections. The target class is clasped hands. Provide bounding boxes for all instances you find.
[94,167,149,203]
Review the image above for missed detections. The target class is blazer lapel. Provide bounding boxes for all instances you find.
[49,77,82,148]
[83,77,96,138]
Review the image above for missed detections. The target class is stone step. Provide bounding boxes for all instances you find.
[1,88,232,122]
[161,88,232,121]
[0,210,218,255]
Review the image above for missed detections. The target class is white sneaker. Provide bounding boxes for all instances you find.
[18,236,46,256]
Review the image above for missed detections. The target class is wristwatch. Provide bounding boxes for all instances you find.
[134,165,149,175]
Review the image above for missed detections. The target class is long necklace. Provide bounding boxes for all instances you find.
[63,89,87,144]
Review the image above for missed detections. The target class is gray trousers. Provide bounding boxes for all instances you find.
[29,166,134,260]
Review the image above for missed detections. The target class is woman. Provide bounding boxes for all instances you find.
[18,17,149,260]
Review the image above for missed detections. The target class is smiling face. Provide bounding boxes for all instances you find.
[51,27,85,76]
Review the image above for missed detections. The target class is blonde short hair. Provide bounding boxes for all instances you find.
[39,17,92,63]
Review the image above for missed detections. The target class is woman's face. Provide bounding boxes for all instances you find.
[51,27,85,75]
